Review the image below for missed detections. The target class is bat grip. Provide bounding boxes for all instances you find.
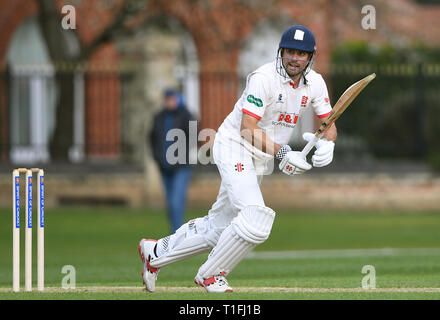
[300,134,321,158]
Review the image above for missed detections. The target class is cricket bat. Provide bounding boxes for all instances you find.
[300,73,376,157]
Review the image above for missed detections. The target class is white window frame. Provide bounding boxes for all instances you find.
[10,65,53,164]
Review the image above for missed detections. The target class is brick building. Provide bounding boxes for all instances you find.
[0,0,439,163]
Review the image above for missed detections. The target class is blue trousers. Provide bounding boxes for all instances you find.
[161,167,192,233]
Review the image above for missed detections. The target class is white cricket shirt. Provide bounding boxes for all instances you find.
[217,60,332,161]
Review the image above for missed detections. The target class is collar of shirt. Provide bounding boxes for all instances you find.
[282,74,306,89]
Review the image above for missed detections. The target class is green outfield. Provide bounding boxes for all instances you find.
[0,207,439,299]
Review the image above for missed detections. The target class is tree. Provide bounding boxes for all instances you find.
[37,0,147,160]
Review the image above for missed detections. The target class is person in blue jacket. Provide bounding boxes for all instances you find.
[149,89,194,233]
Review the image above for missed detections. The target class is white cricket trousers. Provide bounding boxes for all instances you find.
[206,134,268,232]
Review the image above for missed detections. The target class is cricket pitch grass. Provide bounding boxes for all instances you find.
[0,207,439,300]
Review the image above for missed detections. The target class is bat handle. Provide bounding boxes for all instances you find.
[300,134,320,158]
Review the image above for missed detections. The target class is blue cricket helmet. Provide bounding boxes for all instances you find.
[279,25,316,53]
[276,25,316,81]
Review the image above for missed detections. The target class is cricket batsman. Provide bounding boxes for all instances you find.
[139,25,337,293]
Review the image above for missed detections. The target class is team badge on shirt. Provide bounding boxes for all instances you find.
[301,96,309,106]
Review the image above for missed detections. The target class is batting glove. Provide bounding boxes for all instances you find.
[277,145,312,175]
[302,132,335,167]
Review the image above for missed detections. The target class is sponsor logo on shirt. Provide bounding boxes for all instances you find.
[272,112,299,128]
[246,94,263,107]
[235,163,244,172]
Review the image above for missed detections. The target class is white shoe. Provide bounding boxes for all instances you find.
[138,238,160,292]
[194,272,233,293]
